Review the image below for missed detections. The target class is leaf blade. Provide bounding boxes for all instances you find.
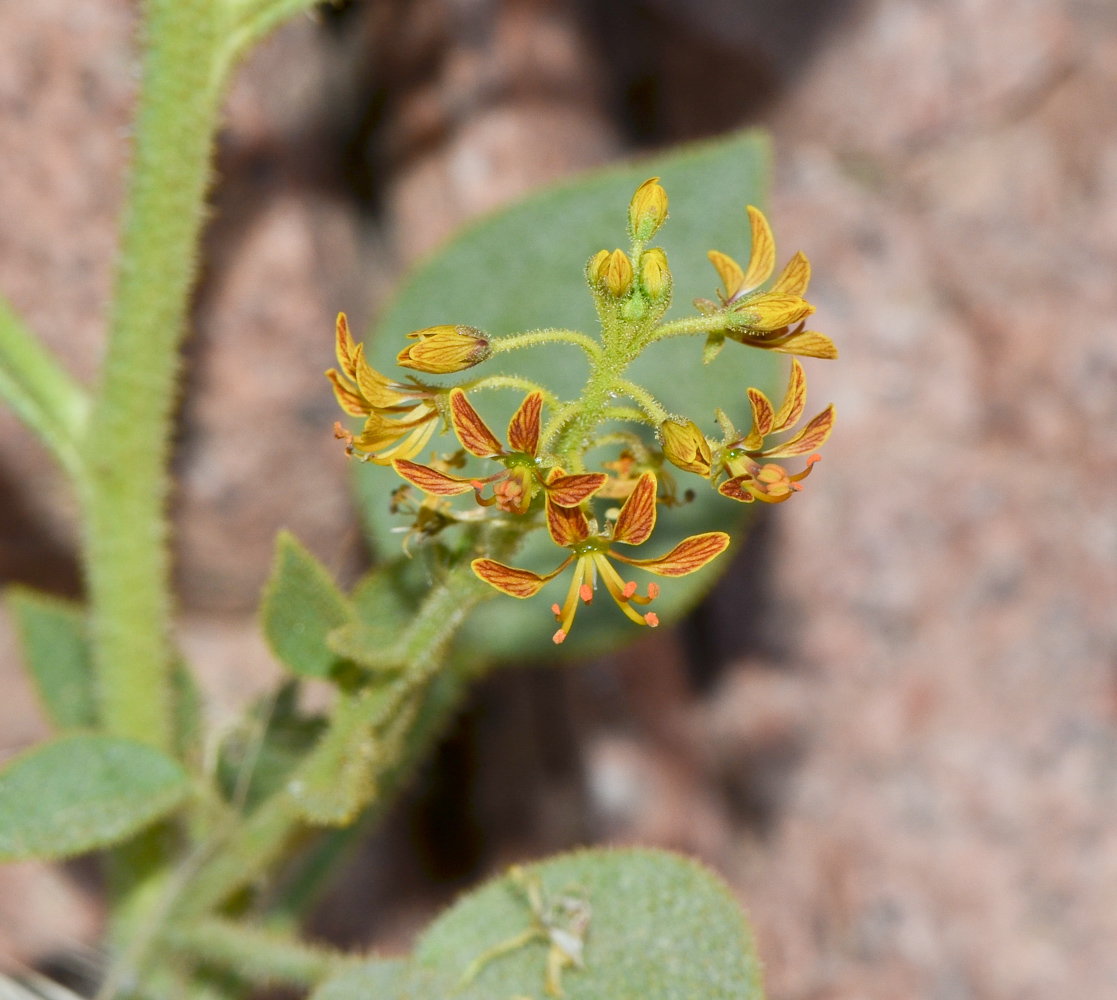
[0,735,190,861]
[261,532,354,680]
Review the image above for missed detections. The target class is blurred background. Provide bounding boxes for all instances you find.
[2,0,1117,996]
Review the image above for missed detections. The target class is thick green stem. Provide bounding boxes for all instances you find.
[83,0,227,750]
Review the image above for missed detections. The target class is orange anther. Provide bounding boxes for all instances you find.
[553,629,567,644]
[580,584,594,603]
[806,453,822,466]
[645,612,659,627]
[648,583,660,599]
[622,581,637,599]
[551,603,562,617]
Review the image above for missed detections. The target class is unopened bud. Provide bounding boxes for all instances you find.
[587,249,610,288]
[597,249,633,298]
[640,248,671,299]
[660,419,713,477]
[628,177,668,241]
[397,325,491,374]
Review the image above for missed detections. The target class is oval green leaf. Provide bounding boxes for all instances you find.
[0,734,190,861]
[314,847,763,1000]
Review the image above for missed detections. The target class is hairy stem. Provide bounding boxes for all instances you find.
[82,0,228,750]
[165,919,351,986]
[612,378,669,424]
[650,313,729,340]
[461,374,559,405]
[490,328,603,363]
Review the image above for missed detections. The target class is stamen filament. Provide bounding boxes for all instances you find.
[592,554,647,625]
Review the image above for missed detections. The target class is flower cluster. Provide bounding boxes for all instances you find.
[329,178,836,643]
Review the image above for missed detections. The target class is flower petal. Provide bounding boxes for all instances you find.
[771,251,810,297]
[610,531,730,576]
[743,388,775,450]
[736,293,814,332]
[771,358,807,432]
[718,476,791,504]
[392,459,475,496]
[336,312,359,379]
[761,404,835,458]
[769,330,838,360]
[472,557,571,598]
[449,388,504,457]
[507,391,543,455]
[546,472,607,507]
[327,369,370,416]
[612,471,657,545]
[546,491,591,547]
[707,250,744,300]
[661,420,712,476]
[717,477,755,503]
[354,345,411,408]
[740,205,776,293]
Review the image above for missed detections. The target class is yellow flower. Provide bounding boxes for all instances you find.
[716,358,835,503]
[326,313,440,465]
[706,206,838,360]
[596,249,634,298]
[628,177,669,241]
[396,324,491,374]
[640,248,671,299]
[471,472,729,643]
[660,419,712,477]
[392,389,606,515]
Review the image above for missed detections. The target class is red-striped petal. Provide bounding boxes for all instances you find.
[471,557,570,598]
[507,392,543,456]
[546,492,591,547]
[760,404,835,458]
[742,387,774,449]
[450,389,504,457]
[612,471,657,545]
[392,459,475,496]
[771,358,807,432]
[326,369,370,416]
[609,531,730,576]
[546,472,607,507]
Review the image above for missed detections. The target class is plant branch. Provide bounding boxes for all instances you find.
[460,374,558,405]
[173,558,496,919]
[165,919,351,987]
[490,328,603,363]
[612,378,669,424]
[651,314,729,340]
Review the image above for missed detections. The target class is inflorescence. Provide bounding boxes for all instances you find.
[329,177,836,643]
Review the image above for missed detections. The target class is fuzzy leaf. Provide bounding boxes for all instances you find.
[312,848,762,1000]
[0,735,190,861]
[356,132,779,659]
[6,587,94,732]
[262,532,354,680]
